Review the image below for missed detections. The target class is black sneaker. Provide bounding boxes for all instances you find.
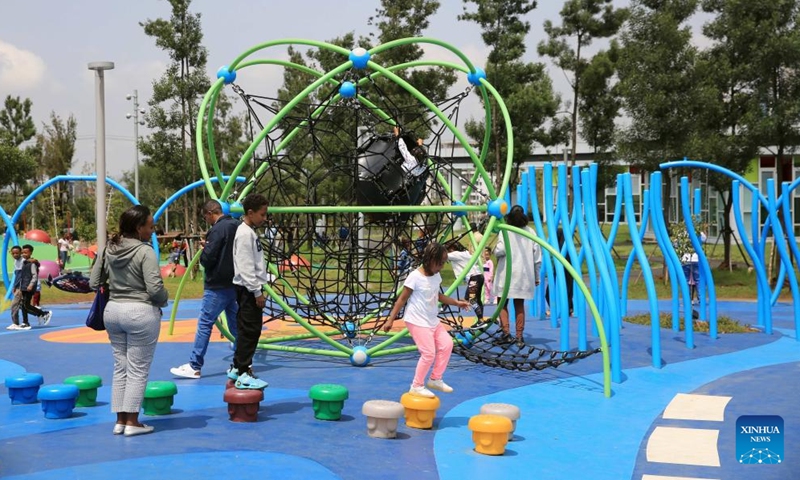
[492,333,515,345]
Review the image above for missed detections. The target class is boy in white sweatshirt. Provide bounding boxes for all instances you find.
[229,193,271,390]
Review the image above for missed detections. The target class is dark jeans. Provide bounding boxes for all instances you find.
[233,286,263,374]
[21,291,47,324]
[466,274,484,320]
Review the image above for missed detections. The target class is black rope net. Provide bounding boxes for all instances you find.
[443,316,603,372]
[230,70,601,371]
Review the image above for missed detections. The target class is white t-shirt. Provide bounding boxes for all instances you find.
[447,250,482,283]
[58,238,71,252]
[402,268,441,328]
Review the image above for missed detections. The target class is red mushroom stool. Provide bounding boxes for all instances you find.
[223,388,264,422]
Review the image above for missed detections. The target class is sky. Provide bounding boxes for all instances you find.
[0,0,712,180]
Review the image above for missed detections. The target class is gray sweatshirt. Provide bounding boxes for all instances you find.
[233,222,271,297]
[89,237,168,307]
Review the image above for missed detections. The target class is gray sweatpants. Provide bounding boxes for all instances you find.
[104,300,161,413]
[10,290,21,324]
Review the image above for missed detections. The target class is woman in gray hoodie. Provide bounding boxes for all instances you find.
[90,205,168,437]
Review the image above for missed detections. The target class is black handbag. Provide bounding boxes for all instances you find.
[86,249,109,331]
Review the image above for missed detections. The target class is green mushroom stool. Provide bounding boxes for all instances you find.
[308,383,349,421]
[63,375,103,407]
[142,381,178,416]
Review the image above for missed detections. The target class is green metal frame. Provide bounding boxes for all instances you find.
[165,37,611,397]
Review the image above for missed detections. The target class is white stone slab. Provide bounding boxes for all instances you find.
[646,426,721,467]
[642,475,720,480]
[662,393,732,422]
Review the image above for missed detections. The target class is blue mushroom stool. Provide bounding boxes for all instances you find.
[5,373,44,405]
[38,384,80,419]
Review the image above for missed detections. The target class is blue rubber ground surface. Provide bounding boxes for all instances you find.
[0,298,796,479]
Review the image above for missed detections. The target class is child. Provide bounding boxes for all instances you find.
[32,278,41,307]
[6,246,24,330]
[230,194,272,390]
[482,248,494,305]
[18,244,52,328]
[493,206,540,348]
[397,236,412,275]
[384,242,469,398]
[393,125,427,176]
[57,232,73,270]
[444,241,485,321]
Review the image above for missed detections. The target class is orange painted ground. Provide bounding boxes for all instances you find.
[40,319,408,344]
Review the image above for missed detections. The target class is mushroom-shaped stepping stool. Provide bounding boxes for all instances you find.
[309,383,349,421]
[399,393,440,430]
[63,375,103,407]
[142,381,178,416]
[362,400,405,438]
[223,387,264,422]
[468,414,514,455]
[5,373,44,405]
[38,384,80,419]
[479,403,520,440]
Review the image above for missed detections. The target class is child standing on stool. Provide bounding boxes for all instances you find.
[230,194,272,390]
[384,242,469,398]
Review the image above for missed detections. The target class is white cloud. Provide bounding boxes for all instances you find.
[0,39,46,91]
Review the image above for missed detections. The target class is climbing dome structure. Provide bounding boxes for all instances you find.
[172,38,609,395]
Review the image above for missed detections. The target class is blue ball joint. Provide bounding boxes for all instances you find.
[467,68,486,86]
[349,47,371,70]
[216,66,236,84]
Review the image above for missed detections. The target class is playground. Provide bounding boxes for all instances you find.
[2,37,799,480]
[0,298,797,479]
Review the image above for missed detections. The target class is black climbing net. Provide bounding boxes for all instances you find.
[231,73,485,344]
[229,67,601,371]
[445,319,603,372]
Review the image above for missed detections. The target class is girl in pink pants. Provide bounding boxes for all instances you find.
[385,242,469,398]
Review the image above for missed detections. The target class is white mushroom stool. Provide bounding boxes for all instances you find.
[479,403,521,440]
[362,400,405,438]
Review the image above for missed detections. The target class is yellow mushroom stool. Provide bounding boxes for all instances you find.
[479,403,520,440]
[468,414,514,455]
[399,393,440,429]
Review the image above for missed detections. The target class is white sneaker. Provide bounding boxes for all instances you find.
[170,363,200,379]
[409,385,435,398]
[6,324,19,330]
[19,324,31,330]
[42,311,52,326]
[426,379,453,393]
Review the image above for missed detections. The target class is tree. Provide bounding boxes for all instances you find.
[0,96,38,200]
[579,42,624,193]
[0,95,36,147]
[538,0,629,167]
[459,0,566,192]
[0,140,36,195]
[689,0,768,270]
[616,0,702,223]
[737,0,800,191]
[141,0,210,232]
[38,112,77,178]
[367,0,457,130]
[35,112,78,236]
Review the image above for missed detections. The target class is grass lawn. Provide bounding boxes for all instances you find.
[3,225,794,306]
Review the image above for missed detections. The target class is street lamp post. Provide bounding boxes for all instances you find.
[88,61,114,253]
[126,90,145,199]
